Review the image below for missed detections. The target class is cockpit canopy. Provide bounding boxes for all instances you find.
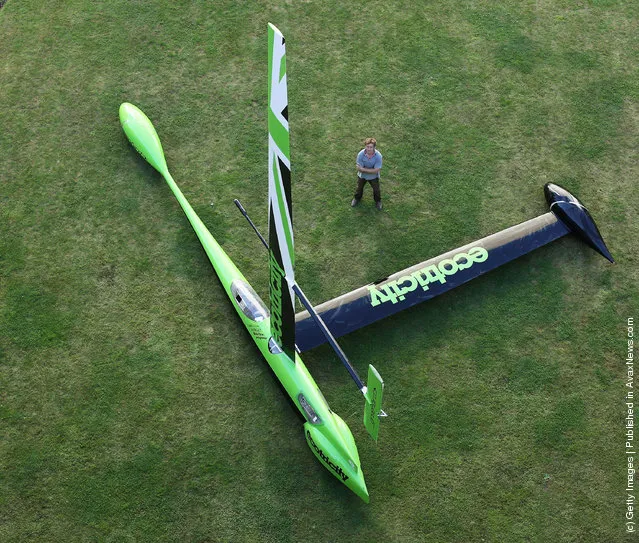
[231,280,269,322]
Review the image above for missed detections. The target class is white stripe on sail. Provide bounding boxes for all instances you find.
[269,30,289,132]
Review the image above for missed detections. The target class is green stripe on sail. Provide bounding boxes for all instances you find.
[268,29,274,96]
[268,109,290,160]
[272,156,295,264]
[279,52,286,82]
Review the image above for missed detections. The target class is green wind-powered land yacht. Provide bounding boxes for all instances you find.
[120,24,613,502]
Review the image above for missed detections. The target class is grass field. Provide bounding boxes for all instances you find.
[1,1,638,541]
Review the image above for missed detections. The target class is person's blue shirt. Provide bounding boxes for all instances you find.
[356,149,383,180]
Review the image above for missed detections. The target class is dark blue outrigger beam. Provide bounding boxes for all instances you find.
[295,183,614,352]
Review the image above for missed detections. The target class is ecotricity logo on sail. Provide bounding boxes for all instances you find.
[269,251,286,345]
[368,247,489,307]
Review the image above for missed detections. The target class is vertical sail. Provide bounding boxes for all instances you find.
[268,23,296,359]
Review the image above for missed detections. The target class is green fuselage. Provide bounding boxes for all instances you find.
[161,171,369,502]
[119,101,368,502]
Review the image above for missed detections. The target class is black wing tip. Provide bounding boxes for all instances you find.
[544,183,614,263]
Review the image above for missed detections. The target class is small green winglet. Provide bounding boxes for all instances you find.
[364,364,386,442]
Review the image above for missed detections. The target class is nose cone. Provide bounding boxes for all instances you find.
[544,183,614,263]
[119,102,169,177]
[304,419,369,503]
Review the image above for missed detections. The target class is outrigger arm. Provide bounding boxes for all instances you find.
[294,184,614,352]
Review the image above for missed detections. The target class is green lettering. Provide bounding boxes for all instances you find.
[369,247,490,308]
[269,252,285,343]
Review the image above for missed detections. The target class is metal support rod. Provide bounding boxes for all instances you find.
[292,283,365,393]
[234,199,269,250]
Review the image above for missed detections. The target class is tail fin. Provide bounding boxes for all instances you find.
[363,365,386,441]
[268,23,296,359]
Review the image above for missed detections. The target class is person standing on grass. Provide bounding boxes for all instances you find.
[351,137,383,210]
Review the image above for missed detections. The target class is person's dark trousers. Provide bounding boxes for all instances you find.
[354,176,381,202]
